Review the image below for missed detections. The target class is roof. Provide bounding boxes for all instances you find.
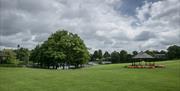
[133,51,154,59]
[154,54,166,56]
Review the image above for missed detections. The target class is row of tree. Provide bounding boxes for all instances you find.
[0,47,30,65]
[90,50,131,63]
[90,45,180,63]
[0,44,179,68]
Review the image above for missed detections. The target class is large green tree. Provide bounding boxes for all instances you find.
[111,51,120,63]
[92,50,99,61]
[30,30,90,69]
[103,51,110,58]
[98,49,103,59]
[119,50,128,63]
[103,51,111,61]
[91,49,103,62]
[167,45,180,59]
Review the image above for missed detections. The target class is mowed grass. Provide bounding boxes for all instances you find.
[0,60,180,91]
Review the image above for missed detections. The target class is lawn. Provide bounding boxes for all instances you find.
[0,60,180,91]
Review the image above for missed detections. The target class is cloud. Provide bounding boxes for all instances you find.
[135,0,180,49]
[134,31,156,41]
[0,0,180,52]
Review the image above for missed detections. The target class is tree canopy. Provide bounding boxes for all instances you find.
[30,30,90,69]
[167,45,180,59]
[111,51,120,63]
[15,47,30,64]
[1,49,17,64]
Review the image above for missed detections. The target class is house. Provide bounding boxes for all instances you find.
[132,51,154,66]
[102,61,112,64]
[154,54,166,59]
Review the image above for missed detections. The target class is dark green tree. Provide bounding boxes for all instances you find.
[119,50,128,63]
[103,51,110,58]
[167,45,180,59]
[132,51,138,56]
[98,49,103,59]
[30,45,44,67]
[160,50,167,54]
[103,51,111,61]
[127,54,132,63]
[93,50,99,61]
[92,50,103,62]
[15,47,30,64]
[111,51,120,63]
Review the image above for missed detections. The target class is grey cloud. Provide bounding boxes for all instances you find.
[0,0,57,14]
[33,33,50,42]
[112,32,130,41]
[16,0,51,13]
[0,0,59,49]
[134,31,156,41]
[0,41,17,48]
[0,11,28,35]
[0,31,35,48]
[160,36,180,46]
[103,39,113,45]
[0,0,59,34]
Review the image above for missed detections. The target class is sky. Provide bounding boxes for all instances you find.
[0,0,180,52]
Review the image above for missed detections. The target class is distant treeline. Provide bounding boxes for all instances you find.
[0,30,180,69]
[90,45,180,64]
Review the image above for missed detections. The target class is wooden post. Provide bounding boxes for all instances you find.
[139,61,140,65]
[153,61,155,66]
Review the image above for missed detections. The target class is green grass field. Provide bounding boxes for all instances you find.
[0,60,180,91]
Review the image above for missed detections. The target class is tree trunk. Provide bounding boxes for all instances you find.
[56,64,59,69]
[56,65,58,69]
[62,64,65,70]
[47,64,50,69]
[75,64,79,68]
[132,61,133,66]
